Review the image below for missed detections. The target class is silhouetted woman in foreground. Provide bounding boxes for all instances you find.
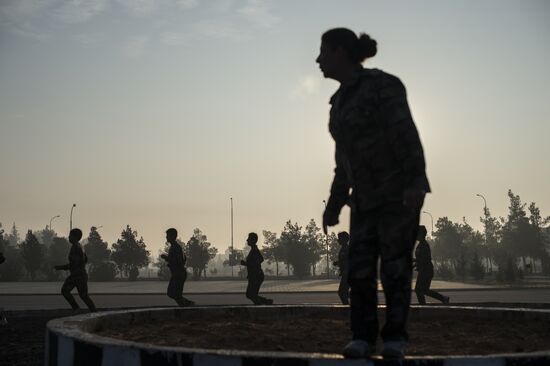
[318,28,430,359]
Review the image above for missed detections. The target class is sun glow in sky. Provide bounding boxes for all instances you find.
[1,0,549,254]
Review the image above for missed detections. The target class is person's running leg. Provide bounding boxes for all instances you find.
[76,275,96,312]
[338,271,350,305]
[61,276,80,310]
[414,271,429,305]
[246,274,263,304]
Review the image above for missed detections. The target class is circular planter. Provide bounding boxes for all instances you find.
[46,305,550,366]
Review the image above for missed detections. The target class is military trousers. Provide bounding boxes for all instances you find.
[415,266,445,304]
[348,201,420,344]
[61,273,96,312]
[246,270,264,303]
[167,269,187,300]
[338,270,350,305]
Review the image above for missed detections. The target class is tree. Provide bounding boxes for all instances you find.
[8,223,20,247]
[0,223,24,281]
[184,229,217,280]
[526,202,550,273]
[302,219,324,276]
[42,237,70,280]
[111,225,150,280]
[481,206,502,272]
[500,190,531,269]
[457,218,484,280]
[89,262,117,281]
[19,230,44,280]
[432,217,463,273]
[261,230,283,277]
[469,251,485,280]
[84,227,111,266]
[84,227,116,281]
[35,226,56,248]
[279,220,310,278]
[0,223,6,253]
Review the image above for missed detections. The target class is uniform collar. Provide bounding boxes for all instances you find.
[329,65,365,105]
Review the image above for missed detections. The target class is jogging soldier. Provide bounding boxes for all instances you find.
[161,228,194,307]
[55,228,97,312]
[241,232,273,305]
[414,225,449,305]
[333,231,350,305]
[318,28,430,359]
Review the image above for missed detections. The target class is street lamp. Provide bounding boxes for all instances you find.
[476,193,489,272]
[476,193,487,211]
[70,203,76,231]
[422,211,434,236]
[476,193,488,245]
[230,197,234,278]
[322,200,329,279]
[49,215,60,232]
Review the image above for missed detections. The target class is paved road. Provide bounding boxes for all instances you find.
[0,279,496,295]
[2,289,550,310]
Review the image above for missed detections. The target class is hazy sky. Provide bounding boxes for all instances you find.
[1,0,549,255]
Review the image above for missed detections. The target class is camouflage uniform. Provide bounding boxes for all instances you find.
[325,67,430,344]
[165,242,189,306]
[244,245,270,304]
[60,243,96,312]
[414,238,445,304]
[335,243,350,305]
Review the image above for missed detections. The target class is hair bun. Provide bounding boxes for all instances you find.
[358,33,377,59]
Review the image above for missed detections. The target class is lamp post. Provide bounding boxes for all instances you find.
[476,193,489,272]
[322,200,329,279]
[70,204,76,231]
[422,211,434,236]
[230,197,234,278]
[49,215,60,232]
[476,194,487,245]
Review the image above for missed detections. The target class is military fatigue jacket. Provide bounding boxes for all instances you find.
[326,67,430,214]
[336,244,349,276]
[414,239,433,271]
[58,243,88,276]
[244,245,264,276]
[166,243,186,273]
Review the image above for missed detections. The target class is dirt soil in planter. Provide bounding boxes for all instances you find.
[96,312,550,356]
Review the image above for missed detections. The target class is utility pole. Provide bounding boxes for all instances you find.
[231,197,234,278]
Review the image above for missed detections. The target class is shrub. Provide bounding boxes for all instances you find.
[469,252,485,280]
[434,262,455,280]
[89,262,117,281]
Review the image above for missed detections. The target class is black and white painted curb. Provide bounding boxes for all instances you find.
[45,305,550,366]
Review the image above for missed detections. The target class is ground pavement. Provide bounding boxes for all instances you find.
[0,279,508,295]
[2,279,550,310]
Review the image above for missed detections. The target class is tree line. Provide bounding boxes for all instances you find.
[0,224,216,282]
[0,218,338,281]
[431,190,550,282]
[1,189,548,282]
